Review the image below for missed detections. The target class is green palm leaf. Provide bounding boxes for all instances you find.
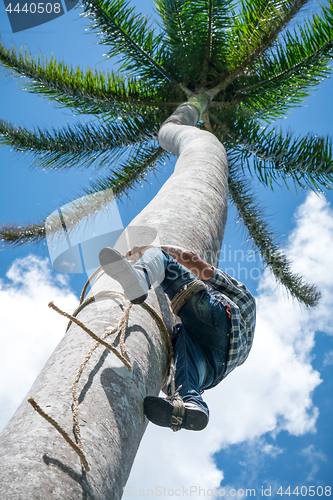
[81,0,177,84]
[86,143,169,196]
[232,129,333,190]
[0,111,166,169]
[234,0,333,118]
[0,143,168,246]
[154,0,233,87]
[228,165,320,306]
[210,108,333,189]
[0,222,46,246]
[225,0,308,68]
[207,0,310,98]
[0,190,120,246]
[0,41,185,116]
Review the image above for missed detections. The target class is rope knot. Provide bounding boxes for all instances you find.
[169,394,185,433]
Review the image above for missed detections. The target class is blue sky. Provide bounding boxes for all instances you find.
[0,1,333,498]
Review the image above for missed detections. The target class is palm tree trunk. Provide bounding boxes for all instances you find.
[0,99,228,499]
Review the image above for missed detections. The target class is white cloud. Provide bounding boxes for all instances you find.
[323,350,333,367]
[300,445,327,481]
[126,192,333,497]
[0,255,78,431]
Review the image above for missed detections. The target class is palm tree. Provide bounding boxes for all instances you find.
[0,0,332,497]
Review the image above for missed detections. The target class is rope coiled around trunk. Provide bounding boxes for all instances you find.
[28,266,175,472]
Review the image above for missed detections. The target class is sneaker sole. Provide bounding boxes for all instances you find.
[99,247,147,304]
[144,396,208,431]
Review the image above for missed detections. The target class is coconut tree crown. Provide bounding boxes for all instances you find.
[1,0,333,306]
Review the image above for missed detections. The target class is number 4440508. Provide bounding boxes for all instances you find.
[277,486,331,496]
[6,3,61,14]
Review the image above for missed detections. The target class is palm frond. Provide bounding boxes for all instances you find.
[0,189,122,246]
[0,41,184,115]
[210,108,333,190]
[154,0,233,87]
[0,144,169,247]
[86,143,169,196]
[234,1,333,118]
[0,222,46,247]
[0,112,165,170]
[233,130,333,190]
[228,165,320,306]
[208,0,310,98]
[227,0,309,68]
[81,0,177,85]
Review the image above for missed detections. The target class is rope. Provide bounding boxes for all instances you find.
[168,394,185,432]
[28,397,90,471]
[140,301,175,394]
[171,280,208,316]
[28,266,175,471]
[48,297,132,371]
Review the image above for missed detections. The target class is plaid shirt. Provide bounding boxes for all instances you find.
[208,268,256,383]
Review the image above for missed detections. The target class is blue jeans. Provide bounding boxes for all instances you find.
[134,248,230,415]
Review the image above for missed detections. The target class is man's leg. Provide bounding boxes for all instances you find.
[144,322,213,431]
[135,248,231,429]
[134,248,231,382]
[133,246,198,297]
[99,247,230,383]
[169,324,214,413]
[99,246,230,379]
[177,290,231,381]
[99,247,230,430]
[99,246,198,303]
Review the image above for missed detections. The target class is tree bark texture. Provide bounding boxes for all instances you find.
[0,103,228,499]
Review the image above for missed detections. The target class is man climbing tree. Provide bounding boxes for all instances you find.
[99,243,256,432]
[1,0,333,496]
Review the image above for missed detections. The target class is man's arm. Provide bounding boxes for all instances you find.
[160,245,214,281]
[125,244,214,281]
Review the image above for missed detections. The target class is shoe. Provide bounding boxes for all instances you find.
[99,247,148,304]
[144,396,208,431]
